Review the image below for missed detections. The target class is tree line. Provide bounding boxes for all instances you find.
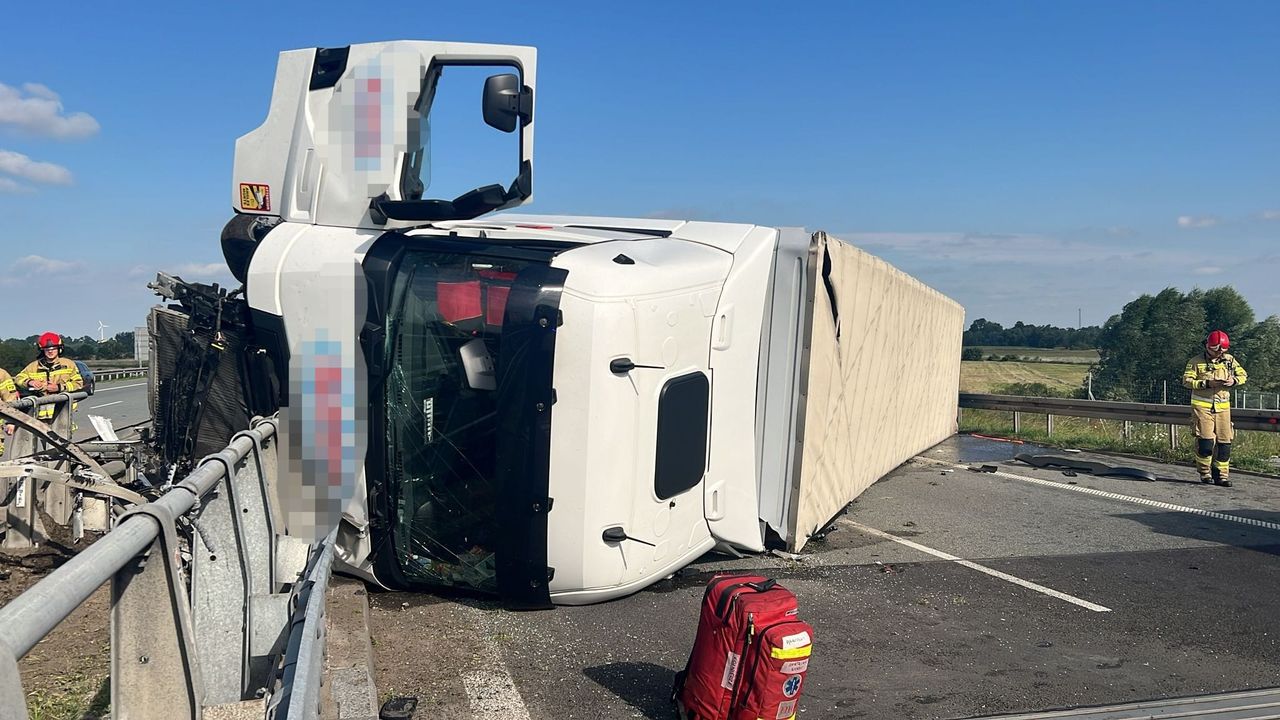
[963,319,1101,349]
[0,332,136,375]
[964,286,1280,400]
[1092,286,1280,400]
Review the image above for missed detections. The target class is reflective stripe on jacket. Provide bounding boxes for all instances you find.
[1182,352,1247,411]
[15,358,83,392]
[0,369,16,403]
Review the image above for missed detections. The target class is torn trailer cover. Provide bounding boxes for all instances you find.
[227,40,965,606]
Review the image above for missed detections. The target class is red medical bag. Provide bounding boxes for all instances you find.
[674,574,814,720]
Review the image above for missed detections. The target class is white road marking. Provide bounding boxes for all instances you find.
[88,401,123,409]
[839,518,1112,613]
[462,670,531,720]
[456,605,531,719]
[914,456,1280,533]
[95,382,146,392]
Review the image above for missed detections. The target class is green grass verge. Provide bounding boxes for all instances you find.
[959,408,1280,475]
[27,673,109,720]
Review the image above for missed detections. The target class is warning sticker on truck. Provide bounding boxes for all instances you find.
[240,183,271,211]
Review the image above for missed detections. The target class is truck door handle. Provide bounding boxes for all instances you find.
[602,526,656,547]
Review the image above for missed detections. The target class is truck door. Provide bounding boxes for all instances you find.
[629,292,716,566]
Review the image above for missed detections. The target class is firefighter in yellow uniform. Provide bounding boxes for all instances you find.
[15,333,83,424]
[1181,330,1247,487]
[0,368,17,455]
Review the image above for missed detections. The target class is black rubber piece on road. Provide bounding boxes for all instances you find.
[380,696,418,720]
[1013,453,1157,482]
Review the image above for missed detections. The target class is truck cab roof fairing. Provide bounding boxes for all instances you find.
[233,41,537,230]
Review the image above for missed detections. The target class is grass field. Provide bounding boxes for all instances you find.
[971,346,1100,364]
[959,408,1280,475]
[960,360,1090,394]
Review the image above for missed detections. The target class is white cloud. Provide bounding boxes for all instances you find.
[11,255,82,274]
[0,82,99,139]
[21,83,60,101]
[0,149,73,185]
[170,262,233,280]
[1177,215,1219,228]
[1261,210,1280,221]
[1193,266,1224,275]
[0,176,30,193]
[841,231,1167,266]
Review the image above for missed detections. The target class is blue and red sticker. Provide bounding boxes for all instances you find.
[782,674,802,698]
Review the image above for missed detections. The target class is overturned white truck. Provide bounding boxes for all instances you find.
[223,40,963,607]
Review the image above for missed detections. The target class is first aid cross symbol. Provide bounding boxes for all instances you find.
[783,675,802,697]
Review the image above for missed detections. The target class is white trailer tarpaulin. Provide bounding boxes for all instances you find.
[787,232,964,551]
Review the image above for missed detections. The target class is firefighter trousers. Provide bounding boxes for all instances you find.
[1191,405,1232,480]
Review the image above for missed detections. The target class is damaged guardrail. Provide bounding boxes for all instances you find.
[0,414,328,720]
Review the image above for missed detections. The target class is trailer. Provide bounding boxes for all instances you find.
[221,40,963,606]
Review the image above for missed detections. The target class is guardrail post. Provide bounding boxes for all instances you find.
[1046,413,1053,437]
[1123,420,1132,440]
[1169,423,1177,450]
[40,401,76,528]
[190,452,254,704]
[0,639,29,720]
[2,410,45,551]
[1012,411,1021,434]
[112,503,204,720]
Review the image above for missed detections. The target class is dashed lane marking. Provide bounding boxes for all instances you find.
[913,456,1280,533]
[839,518,1113,613]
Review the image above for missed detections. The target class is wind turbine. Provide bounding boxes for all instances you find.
[97,321,110,343]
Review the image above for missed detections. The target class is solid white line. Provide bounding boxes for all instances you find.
[456,604,531,719]
[88,401,123,409]
[913,456,1280,533]
[95,382,146,392]
[840,518,1112,613]
[462,670,532,720]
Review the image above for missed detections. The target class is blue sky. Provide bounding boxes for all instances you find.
[1,1,1277,339]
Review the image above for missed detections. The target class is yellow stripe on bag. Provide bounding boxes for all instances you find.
[770,646,811,660]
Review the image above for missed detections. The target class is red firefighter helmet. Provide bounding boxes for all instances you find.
[1206,330,1230,351]
[37,332,62,349]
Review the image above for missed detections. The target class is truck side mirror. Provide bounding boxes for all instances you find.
[482,73,532,133]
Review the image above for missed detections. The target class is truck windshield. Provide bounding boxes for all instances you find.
[382,250,537,592]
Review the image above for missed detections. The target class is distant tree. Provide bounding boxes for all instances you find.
[963,318,1005,346]
[961,347,983,361]
[1094,287,1208,402]
[1193,286,1254,340]
[1233,316,1280,393]
[963,318,1101,349]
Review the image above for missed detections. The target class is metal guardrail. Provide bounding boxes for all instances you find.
[960,393,1280,435]
[0,413,331,720]
[94,368,147,382]
[9,390,89,410]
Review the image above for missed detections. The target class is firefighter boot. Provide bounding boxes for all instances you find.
[1213,443,1232,487]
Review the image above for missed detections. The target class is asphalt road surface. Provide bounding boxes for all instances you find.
[365,435,1280,720]
[72,378,149,441]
